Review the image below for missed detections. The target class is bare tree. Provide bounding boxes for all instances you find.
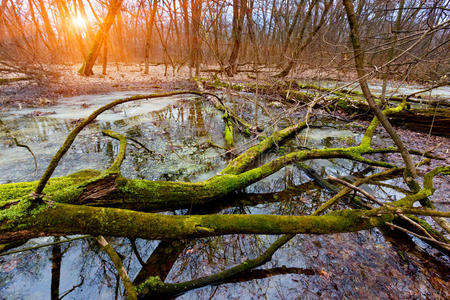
[79,0,123,76]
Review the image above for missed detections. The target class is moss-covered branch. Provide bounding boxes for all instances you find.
[221,121,307,175]
[223,111,234,148]
[102,130,128,173]
[0,202,395,244]
[392,166,449,208]
[195,78,252,135]
[1,143,419,213]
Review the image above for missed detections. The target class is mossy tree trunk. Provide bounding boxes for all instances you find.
[342,0,417,180]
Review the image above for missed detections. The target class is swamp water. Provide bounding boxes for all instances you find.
[0,91,448,299]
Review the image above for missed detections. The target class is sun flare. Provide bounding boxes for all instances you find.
[72,15,86,28]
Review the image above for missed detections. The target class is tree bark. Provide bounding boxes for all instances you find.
[102,36,108,75]
[226,0,246,76]
[0,202,397,244]
[144,0,158,74]
[190,0,203,76]
[36,0,58,51]
[79,0,123,76]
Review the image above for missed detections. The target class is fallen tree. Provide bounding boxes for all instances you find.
[0,91,448,299]
[202,77,450,136]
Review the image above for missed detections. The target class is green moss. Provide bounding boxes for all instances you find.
[208,77,230,89]
[406,215,450,243]
[257,135,267,141]
[0,196,47,225]
[224,126,233,147]
[232,84,243,91]
[222,111,234,147]
[221,121,307,175]
[137,276,164,294]
[295,82,322,91]
[341,88,363,96]
[0,169,103,229]
[246,82,272,91]
[287,90,314,102]
[335,98,356,113]
[0,170,100,202]
[102,130,127,172]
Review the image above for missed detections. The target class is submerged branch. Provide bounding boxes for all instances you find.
[96,235,137,300]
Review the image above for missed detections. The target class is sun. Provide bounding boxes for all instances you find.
[72,15,86,28]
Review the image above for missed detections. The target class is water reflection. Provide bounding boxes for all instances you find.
[0,91,448,299]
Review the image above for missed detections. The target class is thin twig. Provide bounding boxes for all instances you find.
[0,118,37,173]
[386,222,450,250]
[397,214,435,240]
[0,235,91,257]
[328,176,385,206]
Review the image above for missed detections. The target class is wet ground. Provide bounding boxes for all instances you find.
[0,89,449,299]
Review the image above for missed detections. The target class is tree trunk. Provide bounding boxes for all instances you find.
[102,36,108,75]
[190,0,203,76]
[226,0,246,76]
[342,0,417,179]
[144,0,158,75]
[180,0,190,67]
[28,0,51,52]
[1,201,399,244]
[380,0,404,105]
[245,0,260,65]
[36,0,58,51]
[79,0,123,76]
[277,0,332,78]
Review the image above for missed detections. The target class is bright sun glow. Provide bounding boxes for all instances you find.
[72,15,86,28]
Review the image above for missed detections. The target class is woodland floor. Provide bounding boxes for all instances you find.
[0,64,358,108]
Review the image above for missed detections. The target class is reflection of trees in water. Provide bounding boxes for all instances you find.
[1,93,449,299]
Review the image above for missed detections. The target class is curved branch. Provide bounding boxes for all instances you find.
[34,91,205,197]
[102,130,128,173]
